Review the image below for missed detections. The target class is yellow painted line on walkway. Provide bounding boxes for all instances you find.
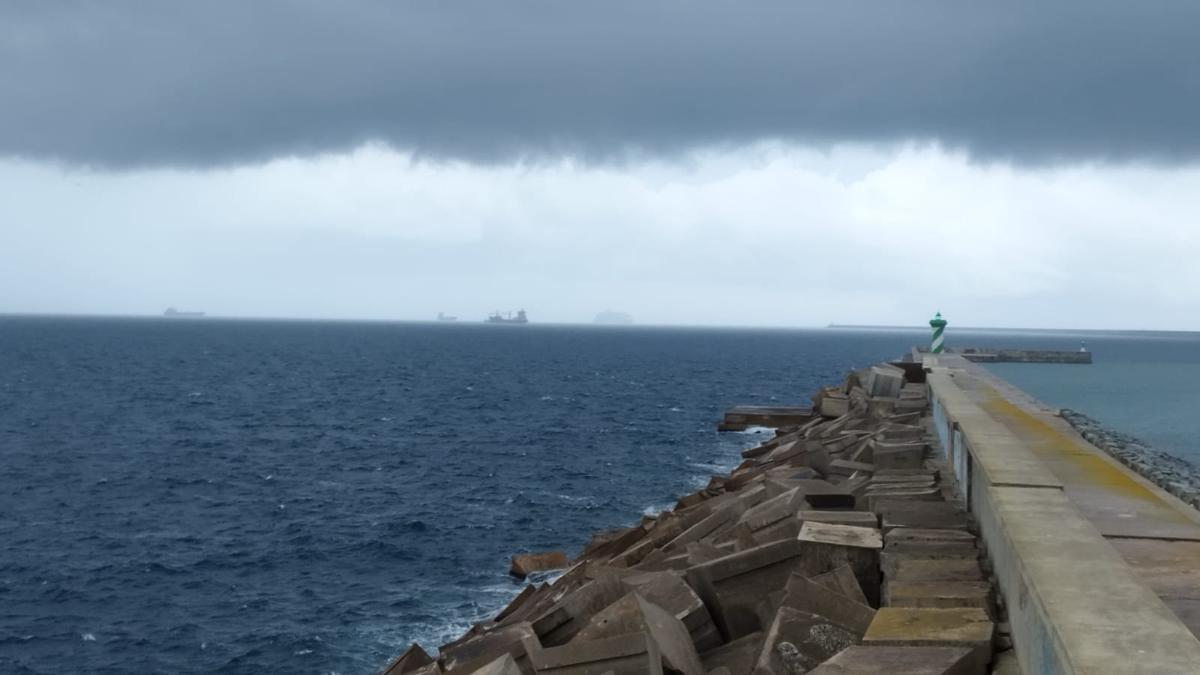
[980,389,1171,505]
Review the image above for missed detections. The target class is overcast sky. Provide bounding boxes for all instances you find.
[3,1,1199,328]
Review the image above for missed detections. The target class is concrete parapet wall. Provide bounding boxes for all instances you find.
[926,362,1200,674]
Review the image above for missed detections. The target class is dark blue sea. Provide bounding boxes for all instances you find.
[0,317,919,674]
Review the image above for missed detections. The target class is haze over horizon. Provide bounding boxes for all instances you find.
[4,2,1200,330]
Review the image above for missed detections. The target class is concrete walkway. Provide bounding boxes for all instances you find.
[927,355,1200,673]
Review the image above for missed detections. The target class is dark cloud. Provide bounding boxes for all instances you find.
[3,1,1199,168]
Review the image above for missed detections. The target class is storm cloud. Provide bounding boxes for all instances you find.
[4,1,1200,169]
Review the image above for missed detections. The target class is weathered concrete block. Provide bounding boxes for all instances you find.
[882,540,977,559]
[686,541,730,565]
[865,365,905,399]
[382,642,434,675]
[875,502,970,532]
[796,510,879,530]
[883,581,992,610]
[862,608,993,672]
[572,592,705,675]
[797,522,883,606]
[737,487,806,533]
[440,622,535,675]
[871,473,936,484]
[810,564,869,607]
[880,424,924,442]
[807,645,980,674]
[793,479,856,510]
[883,528,974,545]
[666,501,749,553]
[781,573,875,634]
[870,442,926,471]
[511,551,569,579]
[752,607,858,675]
[866,489,942,512]
[493,586,540,625]
[685,539,814,640]
[819,393,850,418]
[828,459,875,477]
[617,571,720,652]
[867,475,935,489]
[887,559,984,583]
[469,654,522,675]
[532,577,628,646]
[881,550,979,578]
[521,632,664,675]
[700,631,764,675]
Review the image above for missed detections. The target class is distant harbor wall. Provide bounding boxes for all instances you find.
[958,348,1092,364]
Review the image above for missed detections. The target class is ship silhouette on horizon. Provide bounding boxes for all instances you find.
[486,309,528,324]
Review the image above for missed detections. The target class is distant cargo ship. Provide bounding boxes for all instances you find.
[437,312,458,322]
[487,309,528,324]
[163,307,205,318]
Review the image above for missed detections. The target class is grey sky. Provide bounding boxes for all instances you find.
[4,1,1200,168]
[2,3,1198,328]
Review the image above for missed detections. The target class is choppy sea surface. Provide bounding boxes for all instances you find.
[0,317,920,674]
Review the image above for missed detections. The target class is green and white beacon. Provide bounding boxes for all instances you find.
[929,312,948,354]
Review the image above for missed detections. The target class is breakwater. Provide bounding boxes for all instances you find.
[383,360,1008,674]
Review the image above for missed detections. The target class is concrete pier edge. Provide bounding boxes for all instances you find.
[926,353,1200,674]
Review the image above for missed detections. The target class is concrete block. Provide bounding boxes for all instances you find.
[469,654,522,675]
[493,586,539,625]
[532,577,628,646]
[876,504,971,533]
[870,442,926,471]
[797,522,883,606]
[880,424,925,442]
[618,571,706,628]
[440,622,535,675]
[737,487,806,533]
[686,541,730,565]
[700,631,764,675]
[742,516,800,545]
[862,608,993,672]
[819,394,850,418]
[810,564,870,607]
[866,365,905,399]
[511,551,569,579]
[753,607,858,675]
[685,539,814,640]
[873,473,936,487]
[870,473,936,484]
[883,581,992,610]
[664,501,747,553]
[521,632,664,675]
[793,479,856,510]
[807,645,980,674]
[572,592,705,675]
[866,489,942,512]
[882,540,977,559]
[888,559,984,583]
[796,510,879,529]
[781,573,875,634]
[798,521,882,549]
[828,459,874,477]
[382,643,434,675]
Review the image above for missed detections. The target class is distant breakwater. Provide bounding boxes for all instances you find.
[1060,409,1200,509]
